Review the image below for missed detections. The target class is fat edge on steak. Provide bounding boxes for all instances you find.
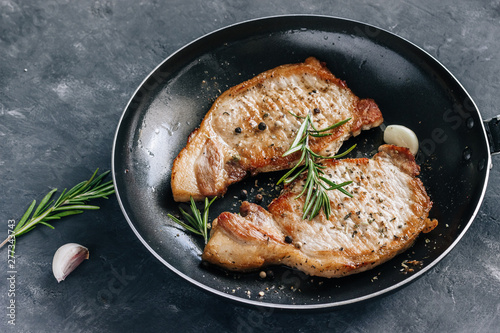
[171,57,383,202]
[202,145,438,278]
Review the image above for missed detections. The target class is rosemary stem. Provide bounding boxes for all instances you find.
[278,111,354,220]
[0,235,12,249]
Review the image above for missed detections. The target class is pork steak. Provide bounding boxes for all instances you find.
[202,145,437,278]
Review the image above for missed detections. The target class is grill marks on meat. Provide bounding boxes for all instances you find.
[171,57,383,202]
[202,145,437,278]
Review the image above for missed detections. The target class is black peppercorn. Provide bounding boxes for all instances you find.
[285,235,293,243]
[313,108,321,114]
[240,189,248,200]
[235,127,242,133]
[255,193,263,203]
[258,122,267,130]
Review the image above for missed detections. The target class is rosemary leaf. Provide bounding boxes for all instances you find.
[14,200,37,232]
[179,207,199,227]
[168,215,203,236]
[39,221,55,229]
[316,117,352,132]
[50,210,85,218]
[33,189,57,217]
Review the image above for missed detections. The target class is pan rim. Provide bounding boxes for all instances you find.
[111,14,492,309]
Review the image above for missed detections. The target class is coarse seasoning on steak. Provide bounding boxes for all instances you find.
[171,57,383,202]
[202,145,438,278]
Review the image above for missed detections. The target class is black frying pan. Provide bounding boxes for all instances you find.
[111,15,500,309]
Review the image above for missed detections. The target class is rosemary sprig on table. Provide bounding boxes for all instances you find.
[168,196,216,244]
[0,169,115,254]
[277,111,355,220]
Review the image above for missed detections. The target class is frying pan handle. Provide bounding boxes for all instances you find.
[485,116,500,155]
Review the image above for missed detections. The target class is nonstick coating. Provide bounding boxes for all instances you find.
[112,15,491,309]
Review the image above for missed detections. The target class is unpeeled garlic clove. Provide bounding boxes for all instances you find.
[383,125,419,155]
[52,243,89,283]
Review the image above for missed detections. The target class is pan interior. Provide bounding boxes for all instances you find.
[112,16,490,308]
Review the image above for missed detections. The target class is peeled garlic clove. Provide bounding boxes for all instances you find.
[383,125,419,155]
[52,243,89,283]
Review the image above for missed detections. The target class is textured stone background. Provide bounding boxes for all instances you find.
[1,0,499,332]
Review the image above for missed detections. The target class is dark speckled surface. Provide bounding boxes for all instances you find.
[1,1,499,332]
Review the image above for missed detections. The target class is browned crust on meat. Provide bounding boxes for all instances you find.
[375,144,421,176]
[171,57,383,202]
[202,202,289,271]
[215,203,286,244]
[202,145,437,278]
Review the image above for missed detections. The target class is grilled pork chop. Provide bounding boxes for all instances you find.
[171,57,383,202]
[202,145,437,278]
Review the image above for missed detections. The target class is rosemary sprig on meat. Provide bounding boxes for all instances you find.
[0,169,115,255]
[168,196,216,244]
[277,111,355,220]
